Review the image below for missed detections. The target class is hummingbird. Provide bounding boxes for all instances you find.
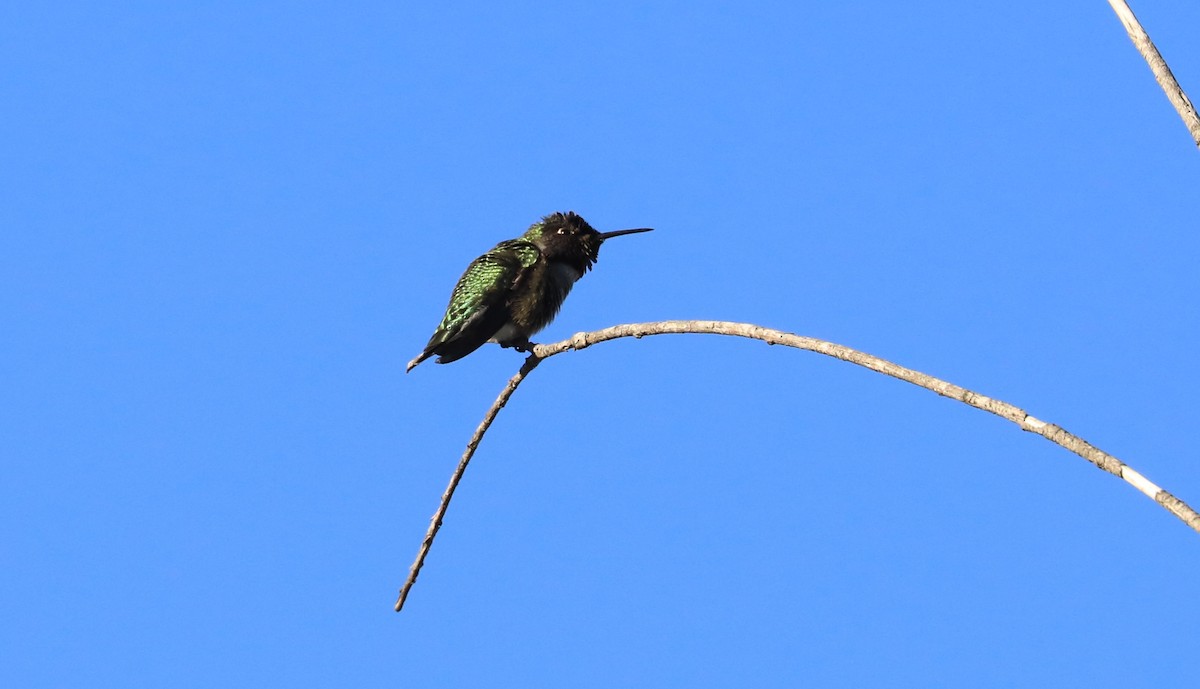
[406,211,653,372]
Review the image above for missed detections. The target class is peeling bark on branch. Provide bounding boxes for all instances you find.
[1107,0,1200,148]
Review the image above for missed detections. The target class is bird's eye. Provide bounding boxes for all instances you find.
[557,227,566,234]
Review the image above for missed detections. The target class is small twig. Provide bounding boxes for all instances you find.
[1106,0,1200,148]
[395,320,1200,611]
[394,354,542,612]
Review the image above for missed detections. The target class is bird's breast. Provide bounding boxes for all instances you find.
[492,259,582,344]
[549,261,583,286]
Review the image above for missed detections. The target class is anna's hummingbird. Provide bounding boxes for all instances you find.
[406,211,652,372]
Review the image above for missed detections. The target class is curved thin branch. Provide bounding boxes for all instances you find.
[395,320,1199,611]
[1106,0,1200,148]
[394,355,542,612]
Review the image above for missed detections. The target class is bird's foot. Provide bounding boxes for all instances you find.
[499,339,536,352]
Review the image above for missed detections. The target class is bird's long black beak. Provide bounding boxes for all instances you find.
[599,227,654,241]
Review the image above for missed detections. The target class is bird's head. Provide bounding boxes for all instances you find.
[523,211,653,272]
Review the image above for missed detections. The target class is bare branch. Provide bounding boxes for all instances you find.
[395,320,1200,611]
[1107,0,1200,148]
[394,355,542,612]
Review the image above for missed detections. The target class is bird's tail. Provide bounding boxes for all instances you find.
[405,352,431,373]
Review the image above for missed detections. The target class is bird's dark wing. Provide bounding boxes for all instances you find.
[407,240,541,370]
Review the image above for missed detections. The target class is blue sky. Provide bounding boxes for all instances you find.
[3,1,1199,686]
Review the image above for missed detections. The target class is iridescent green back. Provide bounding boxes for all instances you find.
[432,239,540,341]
